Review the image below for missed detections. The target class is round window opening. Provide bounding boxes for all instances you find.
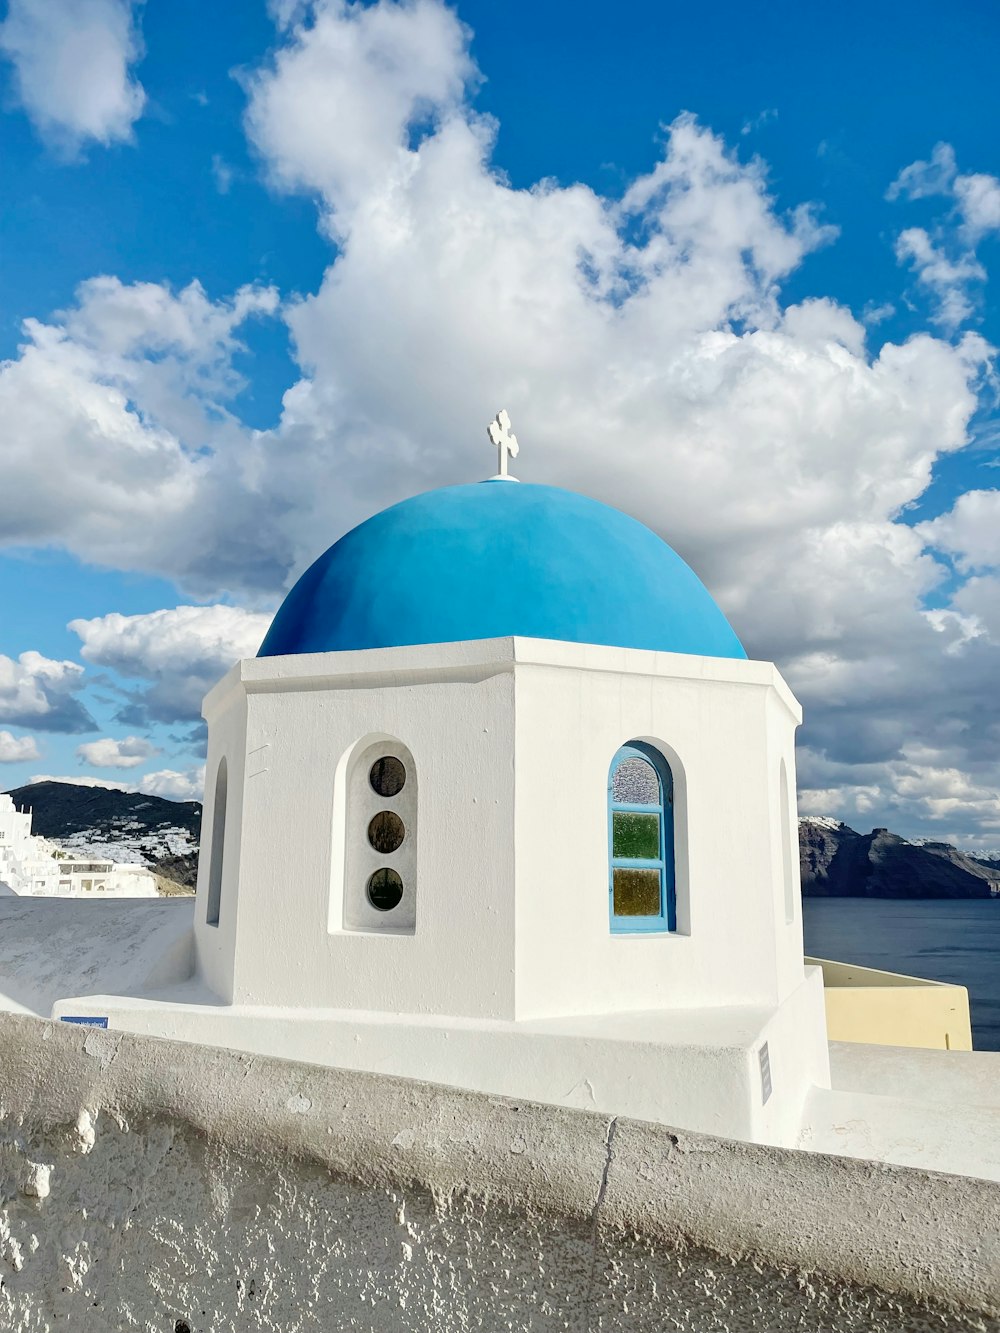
[370,755,406,798]
[367,867,404,912]
[368,810,405,854]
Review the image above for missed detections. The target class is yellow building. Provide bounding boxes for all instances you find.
[808,956,972,1051]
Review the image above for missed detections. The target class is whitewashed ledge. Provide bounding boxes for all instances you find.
[0,896,194,1017]
[0,1013,998,1332]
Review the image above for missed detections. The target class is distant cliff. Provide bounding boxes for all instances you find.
[799,817,1000,899]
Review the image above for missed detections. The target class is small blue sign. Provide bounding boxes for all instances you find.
[61,1016,109,1029]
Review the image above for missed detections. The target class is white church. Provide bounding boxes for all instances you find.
[13,412,1000,1179]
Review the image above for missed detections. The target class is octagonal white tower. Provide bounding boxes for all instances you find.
[177,479,829,1145]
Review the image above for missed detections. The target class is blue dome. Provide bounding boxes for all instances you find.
[258,482,746,660]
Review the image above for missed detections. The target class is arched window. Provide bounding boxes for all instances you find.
[342,738,417,933]
[205,756,227,927]
[608,742,675,933]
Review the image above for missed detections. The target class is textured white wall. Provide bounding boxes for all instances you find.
[511,643,803,1020]
[2,1016,998,1333]
[197,637,804,1021]
[222,649,518,1018]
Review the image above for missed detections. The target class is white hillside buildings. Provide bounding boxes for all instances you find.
[0,794,156,898]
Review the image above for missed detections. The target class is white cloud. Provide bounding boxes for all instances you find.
[918,490,1000,572]
[888,142,1000,245]
[886,142,958,203]
[212,154,235,194]
[740,108,777,137]
[894,228,984,330]
[139,766,205,802]
[0,651,94,733]
[951,575,1000,642]
[243,0,477,233]
[954,173,1000,241]
[888,143,1000,328]
[800,746,1000,851]
[70,604,273,724]
[0,278,285,598]
[77,735,158,769]
[0,731,41,763]
[26,766,204,802]
[0,0,145,151]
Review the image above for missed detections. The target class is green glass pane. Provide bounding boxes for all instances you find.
[613,810,660,859]
[613,868,661,917]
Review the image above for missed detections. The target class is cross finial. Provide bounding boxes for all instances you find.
[487,408,519,481]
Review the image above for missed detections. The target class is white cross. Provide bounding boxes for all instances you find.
[487,409,519,481]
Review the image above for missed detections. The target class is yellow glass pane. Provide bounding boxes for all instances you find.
[613,867,661,917]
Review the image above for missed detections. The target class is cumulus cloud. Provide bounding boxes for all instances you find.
[917,489,1000,572]
[894,229,985,330]
[244,0,477,231]
[0,278,286,597]
[26,766,204,802]
[0,731,41,763]
[139,766,205,801]
[888,143,1000,329]
[800,747,1000,853]
[1,0,999,843]
[0,0,145,151]
[887,142,959,203]
[77,735,159,769]
[70,605,273,725]
[889,143,1000,244]
[0,652,95,733]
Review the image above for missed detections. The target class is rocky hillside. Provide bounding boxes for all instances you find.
[4,782,201,891]
[799,817,1000,899]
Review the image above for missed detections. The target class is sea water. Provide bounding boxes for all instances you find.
[802,897,1000,1052]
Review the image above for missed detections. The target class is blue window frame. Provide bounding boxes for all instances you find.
[608,742,675,933]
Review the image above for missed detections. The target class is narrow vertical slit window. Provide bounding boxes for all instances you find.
[206,756,227,927]
[780,759,795,924]
[609,742,675,933]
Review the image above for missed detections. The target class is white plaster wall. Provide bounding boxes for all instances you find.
[512,643,803,1020]
[200,639,806,1026]
[229,658,517,1018]
[3,1015,999,1332]
[750,965,831,1146]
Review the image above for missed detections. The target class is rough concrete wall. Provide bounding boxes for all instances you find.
[1,1015,998,1332]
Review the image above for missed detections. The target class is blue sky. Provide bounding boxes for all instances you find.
[0,0,998,845]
